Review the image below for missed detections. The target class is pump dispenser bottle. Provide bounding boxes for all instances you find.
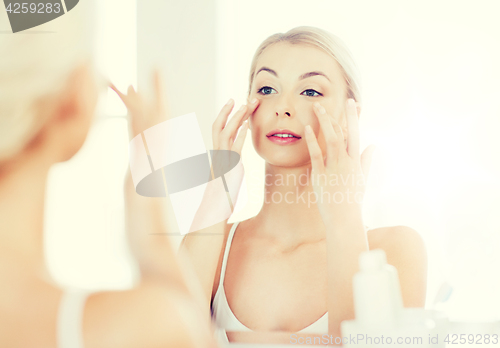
[341,249,446,347]
[353,249,404,329]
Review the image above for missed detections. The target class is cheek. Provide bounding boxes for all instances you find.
[299,106,319,126]
[249,112,265,150]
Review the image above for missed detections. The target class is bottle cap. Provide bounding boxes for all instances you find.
[359,249,387,271]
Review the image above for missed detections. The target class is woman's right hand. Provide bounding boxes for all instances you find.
[187,98,259,233]
[180,97,259,307]
[212,97,259,155]
[212,97,260,199]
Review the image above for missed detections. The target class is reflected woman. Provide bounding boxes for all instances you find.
[0,4,216,348]
[180,26,428,344]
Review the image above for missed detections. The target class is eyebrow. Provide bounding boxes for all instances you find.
[255,67,331,82]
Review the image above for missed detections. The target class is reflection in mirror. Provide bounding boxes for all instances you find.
[183,24,428,346]
[137,1,500,347]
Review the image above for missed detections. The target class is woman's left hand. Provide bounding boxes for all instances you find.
[304,98,376,225]
[110,71,177,275]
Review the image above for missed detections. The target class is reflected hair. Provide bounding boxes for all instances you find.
[248,26,362,108]
[0,1,96,163]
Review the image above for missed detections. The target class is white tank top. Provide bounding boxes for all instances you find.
[211,221,329,343]
[57,288,90,348]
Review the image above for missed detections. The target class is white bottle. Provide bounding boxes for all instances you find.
[352,249,404,330]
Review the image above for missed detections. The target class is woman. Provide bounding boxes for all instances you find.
[179,26,428,344]
[0,5,216,348]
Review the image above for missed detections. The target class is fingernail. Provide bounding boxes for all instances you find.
[305,125,313,134]
[348,99,355,107]
[226,98,234,106]
[239,105,247,111]
[251,98,258,104]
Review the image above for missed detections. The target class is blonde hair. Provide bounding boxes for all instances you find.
[248,26,362,107]
[0,1,95,163]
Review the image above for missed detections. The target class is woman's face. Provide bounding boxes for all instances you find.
[248,42,350,168]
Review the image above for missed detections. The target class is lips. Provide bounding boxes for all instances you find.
[266,129,302,145]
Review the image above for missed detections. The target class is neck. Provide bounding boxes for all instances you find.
[0,154,50,274]
[254,162,326,245]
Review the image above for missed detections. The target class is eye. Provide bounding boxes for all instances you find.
[301,89,322,97]
[257,86,276,95]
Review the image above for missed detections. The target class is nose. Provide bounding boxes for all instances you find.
[275,92,294,118]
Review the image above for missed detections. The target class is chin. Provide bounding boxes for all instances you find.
[258,147,311,168]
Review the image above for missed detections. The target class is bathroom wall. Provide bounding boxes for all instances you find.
[43,1,500,323]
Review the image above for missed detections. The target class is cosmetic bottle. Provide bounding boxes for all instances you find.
[353,249,403,329]
[341,249,447,347]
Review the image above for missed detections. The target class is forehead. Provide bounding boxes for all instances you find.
[254,42,345,85]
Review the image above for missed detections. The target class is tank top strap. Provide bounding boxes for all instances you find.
[57,288,90,348]
[217,221,240,289]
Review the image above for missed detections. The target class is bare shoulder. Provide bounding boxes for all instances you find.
[367,226,425,253]
[0,277,61,348]
[367,226,428,307]
[84,279,214,348]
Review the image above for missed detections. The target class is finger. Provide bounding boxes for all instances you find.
[246,97,260,118]
[125,85,144,115]
[127,85,137,96]
[329,117,346,154]
[213,98,235,149]
[360,144,377,185]
[313,102,339,165]
[226,98,259,136]
[220,104,248,149]
[231,121,249,155]
[110,83,127,103]
[153,70,168,120]
[346,98,360,158]
[304,125,325,174]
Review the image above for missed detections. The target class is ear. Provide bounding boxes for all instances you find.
[42,63,98,162]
